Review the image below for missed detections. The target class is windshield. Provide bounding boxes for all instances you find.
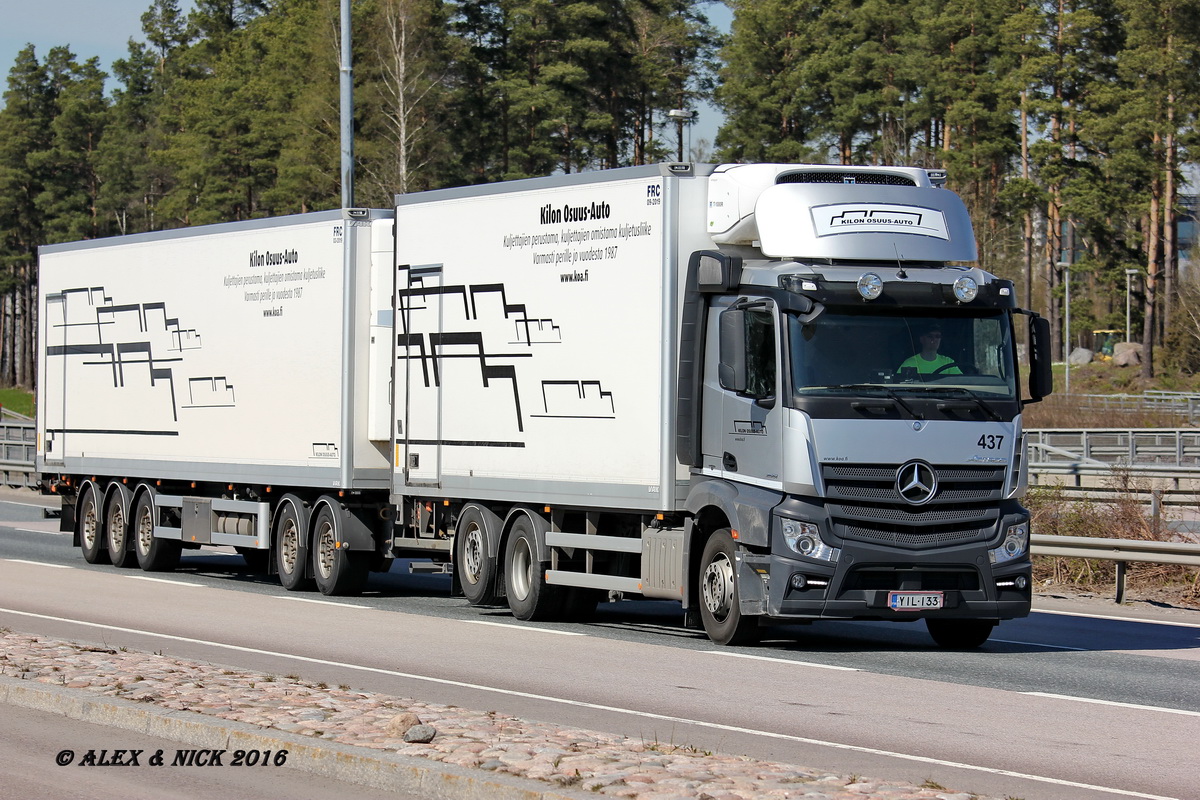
[787,310,1018,400]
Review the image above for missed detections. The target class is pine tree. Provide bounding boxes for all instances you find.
[0,46,55,388]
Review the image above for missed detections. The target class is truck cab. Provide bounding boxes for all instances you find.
[678,164,1053,645]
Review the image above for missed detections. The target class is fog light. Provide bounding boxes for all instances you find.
[790,573,807,590]
[1015,575,1028,590]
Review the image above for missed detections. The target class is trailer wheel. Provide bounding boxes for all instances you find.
[698,530,759,646]
[926,618,996,649]
[455,507,497,605]
[134,491,180,572]
[105,491,134,568]
[504,516,560,621]
[78,485,109,565]
[275,500,313,591]
[311,505,369,596]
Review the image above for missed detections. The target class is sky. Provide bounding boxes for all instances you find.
[0,0,727,153]
[0,1,190,87]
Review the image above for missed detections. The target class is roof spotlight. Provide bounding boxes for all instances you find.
[857,273,883,301]
[953,276,979,302]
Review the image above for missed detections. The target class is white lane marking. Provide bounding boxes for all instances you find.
[462,620,585,636]
[1036,608,1200,630]
[14,528,70,536]
[0,607,1178,800]
[991,638,1088,651]
[705,651,860,671]
[0,500,58,509]
[1023,692,1200,717]
[126,575,205,587]
[3,559,72,569]
[274,596,371,609]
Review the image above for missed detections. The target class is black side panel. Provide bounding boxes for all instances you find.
[676,255,707,467]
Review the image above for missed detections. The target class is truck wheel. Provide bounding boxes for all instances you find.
[105,492,133,568]
[275,500,313,591]
[134,491,180,572]
[78,485,110,565]
[926,618,996,649]
[311,505,369,596]
[455,507,497,605]
[698,530,759,646]
[504,516,560,621]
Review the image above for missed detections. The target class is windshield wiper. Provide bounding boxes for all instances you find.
[916,386,1004,421]
[832,384,923,420]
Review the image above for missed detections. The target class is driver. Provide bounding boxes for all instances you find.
[897,322,961,376]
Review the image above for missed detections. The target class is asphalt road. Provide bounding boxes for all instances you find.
[1,489,1198,800]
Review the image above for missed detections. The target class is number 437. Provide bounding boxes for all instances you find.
[977,434,1004,450]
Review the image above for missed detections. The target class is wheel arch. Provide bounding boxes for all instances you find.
[310,495,376,552]
[102,481,134,525]
[455,502,504,560]
[499,505,550,564]
[685,478,781,549]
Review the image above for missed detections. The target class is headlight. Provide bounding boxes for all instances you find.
[990,523,1029,564]
[782,519,839,562]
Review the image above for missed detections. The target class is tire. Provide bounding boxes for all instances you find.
[274,499,313,591]
[504,516,561,621]
[134,491,180,572]
[311,504,369,596]
[698,530,759,646]
[926,618,996,649]
[105,490,134,568]
[455,506,498,605]
[237,547,271,573]
[78,485,110,565]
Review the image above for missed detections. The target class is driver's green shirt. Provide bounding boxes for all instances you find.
[897,353,961,375]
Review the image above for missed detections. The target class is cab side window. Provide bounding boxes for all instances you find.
[744,309,776,400]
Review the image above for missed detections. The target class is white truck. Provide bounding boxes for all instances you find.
[38,163,1053,647]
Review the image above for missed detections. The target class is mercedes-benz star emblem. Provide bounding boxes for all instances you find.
[896,460,938,505]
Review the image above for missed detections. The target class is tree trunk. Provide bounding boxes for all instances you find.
[1163,105,1176,339]
[1142,180,1161,380]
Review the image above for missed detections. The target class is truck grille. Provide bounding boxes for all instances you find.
[821,463,1005,549]
[776,172,916,187]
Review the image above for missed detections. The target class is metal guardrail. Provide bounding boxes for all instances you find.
[1,420,37,490]
[1074,391,1200,425]
[1026,428,1200,468]
[1031,534,1200,604]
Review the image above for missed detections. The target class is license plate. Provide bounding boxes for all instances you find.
[888,591,943,610]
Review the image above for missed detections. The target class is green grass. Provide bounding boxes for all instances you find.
[0,387,34,418]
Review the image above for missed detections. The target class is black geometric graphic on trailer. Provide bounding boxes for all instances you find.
[396,266,617,434]
[44,286,232,425]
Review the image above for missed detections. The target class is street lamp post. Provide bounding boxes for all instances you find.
[1125,268,1139,343]
[1058,262,1071,395]
[667,109,696,161]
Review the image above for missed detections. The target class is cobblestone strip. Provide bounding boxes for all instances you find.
[0,632,987,800]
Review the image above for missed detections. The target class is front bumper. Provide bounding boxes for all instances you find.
[743,539,1032,621]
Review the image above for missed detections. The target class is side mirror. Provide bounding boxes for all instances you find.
[1026,314,1053,402]
[718,308,747,392]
